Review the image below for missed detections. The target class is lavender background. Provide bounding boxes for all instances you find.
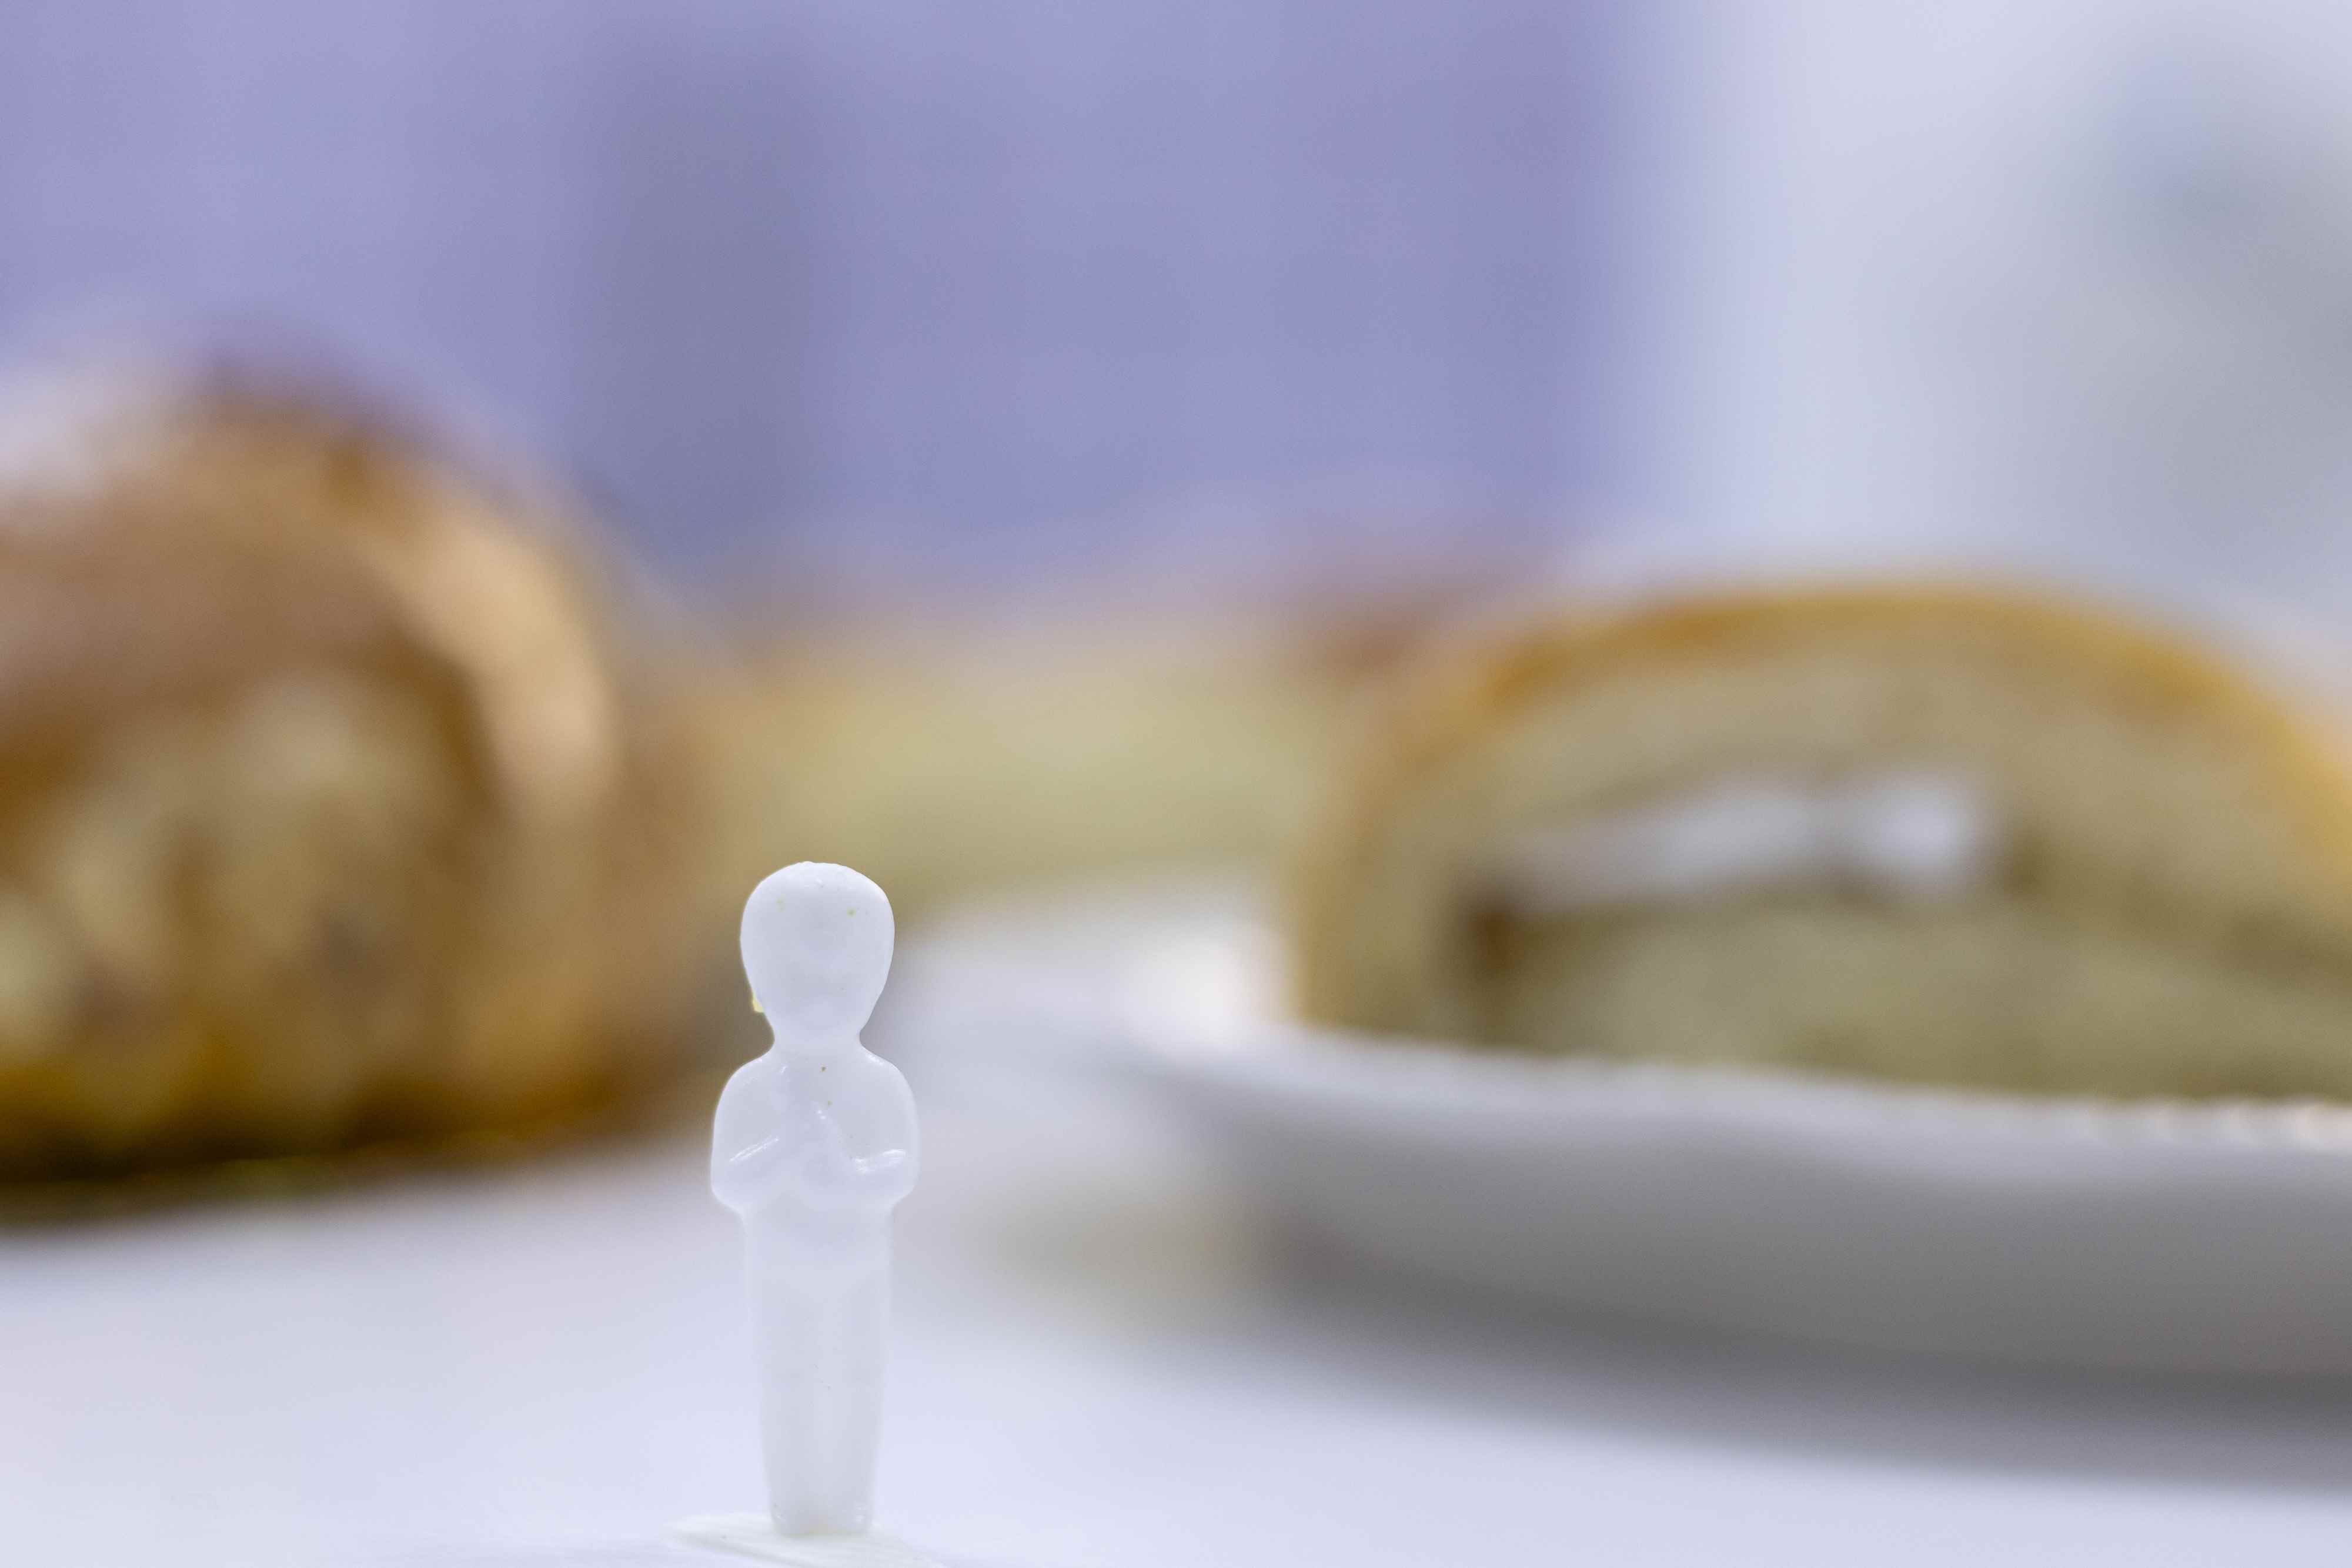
[0,1,1649,593]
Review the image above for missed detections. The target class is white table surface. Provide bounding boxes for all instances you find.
[11,1051,2352,1568]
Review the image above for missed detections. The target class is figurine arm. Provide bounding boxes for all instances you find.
[710,1068,793,1214]
[785,1129,913,1207]
[786,1068,918,1208]
[790,1153,910,1206]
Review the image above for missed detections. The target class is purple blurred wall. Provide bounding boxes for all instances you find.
[0,1,1648,593]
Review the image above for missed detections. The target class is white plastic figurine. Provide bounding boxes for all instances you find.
[707,863,920,1552]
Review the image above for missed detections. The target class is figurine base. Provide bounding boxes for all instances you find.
[673,1514,944,1567]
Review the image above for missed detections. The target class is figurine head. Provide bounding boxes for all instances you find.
[741,862,896,1043]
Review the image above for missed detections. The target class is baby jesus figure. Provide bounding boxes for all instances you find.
[712,862,919,1540]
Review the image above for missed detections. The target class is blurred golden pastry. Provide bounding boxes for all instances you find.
[681,554,1526,924]
[693,627,1347,922]
[0,364,711,1178]
[1292,584,2352,1099]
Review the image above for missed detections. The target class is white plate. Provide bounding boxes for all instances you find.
[904,872,2352,1373]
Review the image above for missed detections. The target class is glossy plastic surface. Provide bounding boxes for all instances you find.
[713,864,919,1539]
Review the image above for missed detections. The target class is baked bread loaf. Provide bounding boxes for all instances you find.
[1292,585,2352,1099]
[0,367,710,1178]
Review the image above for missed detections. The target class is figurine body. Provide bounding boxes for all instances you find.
[713,863,917,1539]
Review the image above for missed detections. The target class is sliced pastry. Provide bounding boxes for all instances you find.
[0,364,714,1178]
[1291,585,2352,1100]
